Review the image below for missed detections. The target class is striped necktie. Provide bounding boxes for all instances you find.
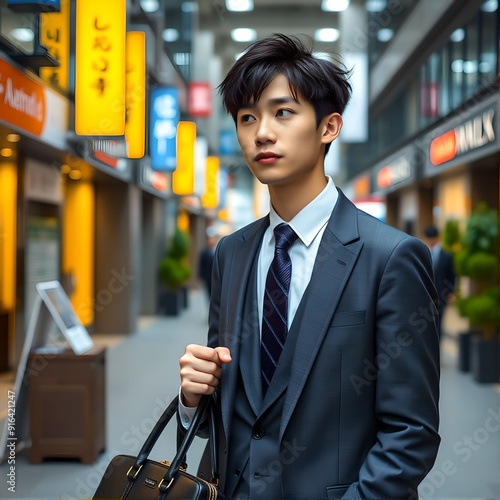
[261,223,298,394]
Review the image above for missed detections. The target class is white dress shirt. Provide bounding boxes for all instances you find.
[179,177,339,425]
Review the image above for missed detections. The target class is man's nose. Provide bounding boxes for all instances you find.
[255,118,276,145]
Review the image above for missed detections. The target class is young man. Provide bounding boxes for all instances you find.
[179,34,440,499]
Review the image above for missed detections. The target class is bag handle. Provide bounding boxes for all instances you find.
[126,395,218,488]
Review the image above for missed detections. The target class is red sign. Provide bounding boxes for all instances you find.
[0,59,46,136]
[430,130,457,166]
[188,82,212,118]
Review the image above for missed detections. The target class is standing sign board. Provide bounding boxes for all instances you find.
[0,281,93,463]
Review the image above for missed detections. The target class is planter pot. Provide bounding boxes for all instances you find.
[457,331,472,372]
[470,335,500,384]
[180,286,189,309]
[158,288,183,316]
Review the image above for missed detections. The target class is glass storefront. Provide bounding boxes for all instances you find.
[346,0,499,179]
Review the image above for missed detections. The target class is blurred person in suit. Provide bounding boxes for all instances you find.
[178,34,440,499]
[423,225,456,340]
[198,232,218,300]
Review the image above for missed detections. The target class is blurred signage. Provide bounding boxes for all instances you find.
[219,129,239,156]
[201,156,220,209]
[140,165,169,194]
[430,109,496,166]
[188,82,212,118]
[373,145,418,193]
[353,173,370,199]
[0,59,45,136]
[75,0,126,136]
[125,31,146,159]
[194,137,208,196]
[376,157,412,189]
[150,87,179,171]
[40,0,69,90]
[89,139,128,170]
[172,121,196,195]
[7,0,59,11]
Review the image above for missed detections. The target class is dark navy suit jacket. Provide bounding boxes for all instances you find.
[202,189,440,499]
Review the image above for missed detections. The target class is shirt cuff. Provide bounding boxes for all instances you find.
[178,387,198,429]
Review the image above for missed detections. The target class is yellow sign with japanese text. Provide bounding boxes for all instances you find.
[173,121,196,195]
[75,0,126,136]
[201,156,220,208]
[125,31,146,158]
[40,0,70,91]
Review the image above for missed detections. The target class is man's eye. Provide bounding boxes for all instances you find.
[240,114,255,123]
[277,109,293,117]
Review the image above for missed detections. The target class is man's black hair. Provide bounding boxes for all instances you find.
[218,33,352,147]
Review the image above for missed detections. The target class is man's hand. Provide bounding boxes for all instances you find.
[179,344,232,407]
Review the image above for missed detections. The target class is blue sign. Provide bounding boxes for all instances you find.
[150,87,179,172]
[7,0,60,12]
[219,129,239,156]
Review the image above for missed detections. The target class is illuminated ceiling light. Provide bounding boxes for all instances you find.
[10,28,34,42]
[450,28,465,43]
[231,28,256,42]
[451,59,463,72]
[314,28,340,42]
[140,0,159,13]
[377,28,393,42]
[321,0,350,12]
[0,148,13,158]
[162,28,179,42]
[366,0,387,12]
[181,1,197,12]
[226,0,254,12]
[479,61,492,72]
[61,164,71,174]
[69,170,82,180]
[6,134,20,142]
[463,61,478,73]
[481,0,498,12]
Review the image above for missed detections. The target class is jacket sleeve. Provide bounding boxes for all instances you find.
[343,236,441,499]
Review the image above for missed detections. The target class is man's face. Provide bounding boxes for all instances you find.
[235,74,336,188]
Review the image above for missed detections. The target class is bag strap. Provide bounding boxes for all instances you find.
[126,395,218,487]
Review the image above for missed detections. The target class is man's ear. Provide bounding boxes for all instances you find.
[321,113,343,145]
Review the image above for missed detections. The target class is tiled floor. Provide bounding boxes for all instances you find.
[0,290,499,500]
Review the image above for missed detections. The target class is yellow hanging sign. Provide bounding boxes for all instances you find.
[40,0,70,91]
[125,31,146,158]
[75,0,126,136]
[201,156,220,208]
[172,121,196,195]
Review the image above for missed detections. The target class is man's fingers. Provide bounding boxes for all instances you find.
[215,346,232,364]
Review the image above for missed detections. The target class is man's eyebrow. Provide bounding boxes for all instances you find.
[239,96,299,110]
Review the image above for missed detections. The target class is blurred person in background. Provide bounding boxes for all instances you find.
[423,225,456,340]
[178,34,440,499]
[198,231,218,300]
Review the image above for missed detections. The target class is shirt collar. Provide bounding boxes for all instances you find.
[268,176,338,247]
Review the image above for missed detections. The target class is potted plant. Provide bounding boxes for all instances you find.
[442,218,471,371]
[453,203,500,383]
[158,229,192,316]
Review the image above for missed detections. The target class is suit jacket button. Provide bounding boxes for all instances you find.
[234,469,241,476]
[252,426,264,439]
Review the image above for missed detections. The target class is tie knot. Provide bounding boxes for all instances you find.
[274,223,298,251]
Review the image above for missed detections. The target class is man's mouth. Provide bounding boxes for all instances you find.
[255,152,282,163]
